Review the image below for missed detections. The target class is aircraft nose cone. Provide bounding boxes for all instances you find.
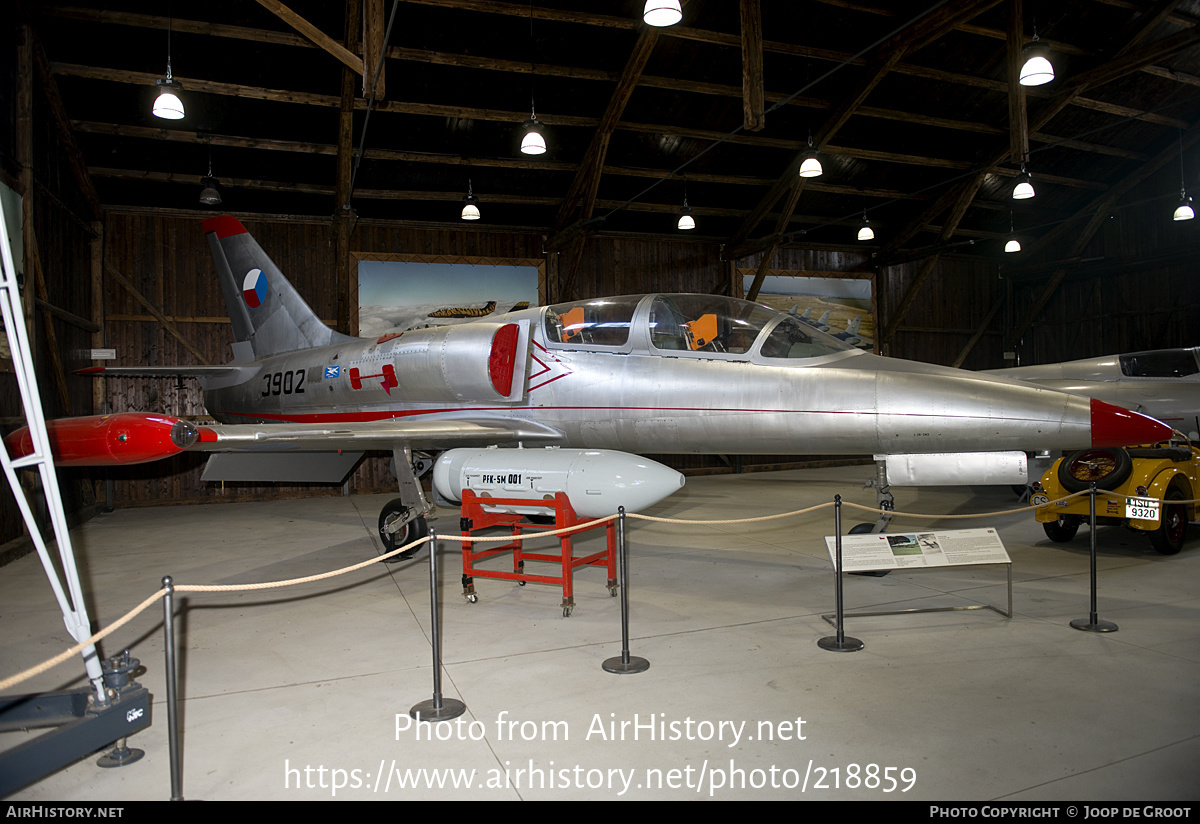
[1090,398,1172,447]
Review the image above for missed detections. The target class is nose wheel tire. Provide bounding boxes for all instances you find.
[378,498,429,562]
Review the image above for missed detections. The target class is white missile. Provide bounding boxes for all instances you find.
[433,446,685,518]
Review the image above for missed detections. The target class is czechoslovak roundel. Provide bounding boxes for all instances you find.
[242,268,268,308]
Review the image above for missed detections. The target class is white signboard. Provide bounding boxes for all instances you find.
[824,528,1011,573]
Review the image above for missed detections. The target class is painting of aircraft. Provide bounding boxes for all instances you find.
[791,307,873,350]
[5,217,1171,557]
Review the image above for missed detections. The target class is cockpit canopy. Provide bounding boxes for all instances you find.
[1119,348,1200,378]
[542,294,856,361]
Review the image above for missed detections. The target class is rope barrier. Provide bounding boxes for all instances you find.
[4,486,1196,693]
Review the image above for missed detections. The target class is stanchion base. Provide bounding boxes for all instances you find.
[602,655,649,674]
[1070,617,1118,633]
[409,697,467,721]
[97,746,144,768]
[818,636,864,652]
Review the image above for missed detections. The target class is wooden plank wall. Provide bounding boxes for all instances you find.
[1007,168,1200,365]
[0,21,98,548]
[879,255,1004,370]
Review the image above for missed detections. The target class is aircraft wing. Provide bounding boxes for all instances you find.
[191,417,563,453]
[193,418,565,482]
[4,413,565,484]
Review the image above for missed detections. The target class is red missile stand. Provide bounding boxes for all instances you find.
[458,490,617,617]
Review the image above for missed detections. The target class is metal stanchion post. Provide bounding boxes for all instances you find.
[410,530,467,720]
[604,507,649,674]
[819,495,864,652]
[1071,483,1117,632]
[162,576,184,801]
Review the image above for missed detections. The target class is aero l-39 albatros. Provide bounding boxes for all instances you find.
[6,216,1170,553]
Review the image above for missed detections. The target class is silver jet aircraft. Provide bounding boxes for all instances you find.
[8,216,1170,555]
[987,349,1200,438]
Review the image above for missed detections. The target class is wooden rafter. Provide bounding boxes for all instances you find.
[1007,0,1028,165]
[253,0,363,75]
[740,0,764,131]
[362,0,386,99]
[728,0,1003,254]
[38,7,1186,147]
[878,6,1198,273]
[1006,123,1200,346]
[29,30,100,221]
[554,25,663,235]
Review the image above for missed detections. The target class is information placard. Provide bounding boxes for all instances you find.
[824,528,1011,573]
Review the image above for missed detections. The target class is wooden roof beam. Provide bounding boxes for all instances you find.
[552,18,666,241]
[968,121,1200,364]
[363,0,386,99]
[878,5,1196,264]
[729,0,1002,253]
[253,0,363,75]
[740,0,764,131]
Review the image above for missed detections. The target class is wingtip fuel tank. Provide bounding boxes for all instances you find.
[4,413,199,467]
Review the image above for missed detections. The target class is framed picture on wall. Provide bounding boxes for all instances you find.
[739,269,875,352]
[353,253,543,338]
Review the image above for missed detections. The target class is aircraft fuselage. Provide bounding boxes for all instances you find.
[201,295,1131,457]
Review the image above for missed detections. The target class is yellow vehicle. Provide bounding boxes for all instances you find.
[1031,442,1199,554]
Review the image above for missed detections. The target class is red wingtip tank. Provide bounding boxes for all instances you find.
[4,413,199,467]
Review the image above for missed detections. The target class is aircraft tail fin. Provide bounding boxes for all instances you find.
[203,215,356,359]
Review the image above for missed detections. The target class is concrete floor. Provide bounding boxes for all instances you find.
[3,467,1198,801]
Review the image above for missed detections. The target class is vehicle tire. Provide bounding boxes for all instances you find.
[1149,487,1188,555]
[1042,515,1081,542]
[848,522,876,534]
[1057,448,1133,493]
[378,498,429,561]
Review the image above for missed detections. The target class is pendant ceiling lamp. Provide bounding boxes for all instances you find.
[677,195,695,230]
[1005,212,1020,252]
[1019,28,1054,87]
[152,9,184,119]
[199,157,221,206]
[798,134,822,178]
[643,0,682,27]
[519,2,547,155]
[521,112,547,155]
[1174,130,1194,222]
[461,180,480,220]
[1012,164,1035,200]
[856,211,873,241]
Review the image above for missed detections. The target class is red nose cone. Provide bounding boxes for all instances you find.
[1090,398,1172,447]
